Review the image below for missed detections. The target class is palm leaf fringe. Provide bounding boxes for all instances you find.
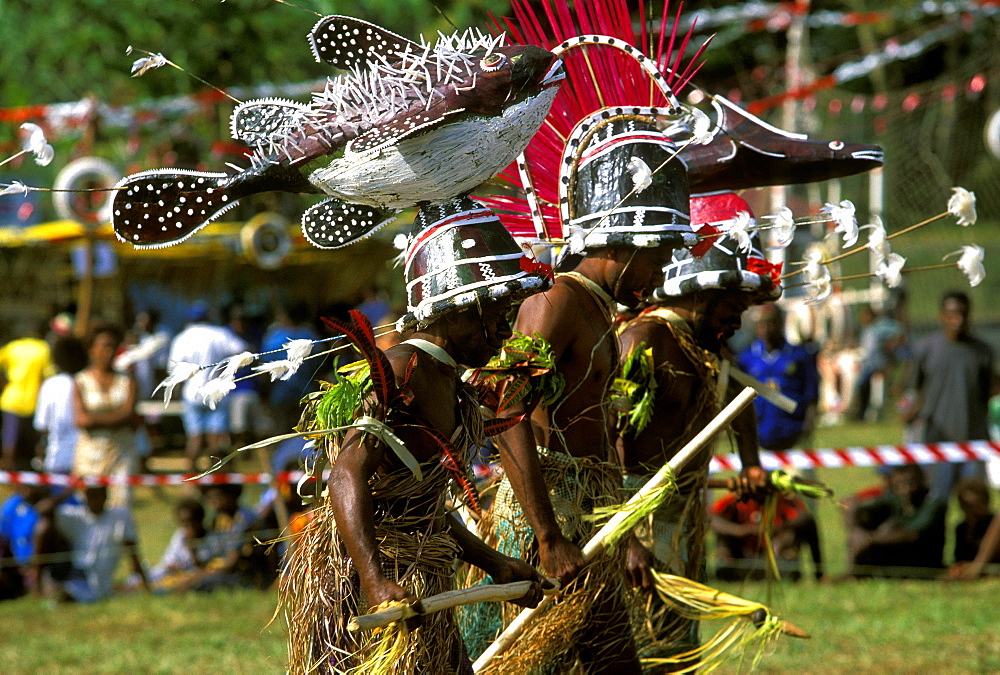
[642,571,800,673]
[611,342,657,436]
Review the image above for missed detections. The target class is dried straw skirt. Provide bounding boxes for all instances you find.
[282,461,471,674]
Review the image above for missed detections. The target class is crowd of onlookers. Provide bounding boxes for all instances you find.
[0,287,997,603]
[0,299,373,602]
[712,289,999,582]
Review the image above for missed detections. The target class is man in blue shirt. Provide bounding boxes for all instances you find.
[738,304,820,451]
[261,301,319,432]
[0,485,53,563]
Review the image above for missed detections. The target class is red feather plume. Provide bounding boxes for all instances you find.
[321,310,398,408]
[485,0,709,240]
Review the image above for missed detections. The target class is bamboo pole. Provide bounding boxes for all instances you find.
[472,387,759,672]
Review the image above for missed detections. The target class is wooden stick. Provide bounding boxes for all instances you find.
[706,477,739,491]
[348,579,558,633]
[472,387,759,672]
[727,363,797,414]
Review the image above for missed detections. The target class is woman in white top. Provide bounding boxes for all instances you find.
[34,336,88,474]
[73,324,137,507]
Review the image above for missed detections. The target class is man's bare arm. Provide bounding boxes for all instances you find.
[728,380,768,499]
[497,286,587,584]
[446,514,546,608]
[328,430,415,606]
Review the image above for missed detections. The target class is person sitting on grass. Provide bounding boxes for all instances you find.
[174,483,270,591]
[148,497,211,593]
[848,464,947,578]
[710,490,820,582]
[0,485,51,599]
[952,478,999,564]
[34,484,149,602]
[948,479,1000,579]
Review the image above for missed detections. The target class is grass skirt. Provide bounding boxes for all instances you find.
[282,460,471,674]
[460,448,634,673]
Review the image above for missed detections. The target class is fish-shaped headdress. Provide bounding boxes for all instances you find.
[481,0,709,248]
[112,16,565,250]
[681,95,884,193]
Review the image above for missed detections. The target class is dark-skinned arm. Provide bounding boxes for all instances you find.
[615,323,658,590]
[496,287,586,586]
[951,511,1000,579]
[328,429,416,607]
[446,513,546,608]
[727,379,768,500]
[73,377,137,430]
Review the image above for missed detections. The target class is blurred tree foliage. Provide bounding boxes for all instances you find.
[0,0,506,106]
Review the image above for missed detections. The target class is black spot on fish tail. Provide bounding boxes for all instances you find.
[112,170,237,249]
[301,198,397,249]
[308,15,418,70]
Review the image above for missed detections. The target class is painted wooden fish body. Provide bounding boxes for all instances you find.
[112,16,564,249]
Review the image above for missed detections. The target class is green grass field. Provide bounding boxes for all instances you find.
[2,420,997,673]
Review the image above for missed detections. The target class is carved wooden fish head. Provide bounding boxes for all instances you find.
[683,95,885,193]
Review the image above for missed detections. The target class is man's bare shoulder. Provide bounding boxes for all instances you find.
[383,343,453,386]
[515,278,581,336]
[622,316,697,374]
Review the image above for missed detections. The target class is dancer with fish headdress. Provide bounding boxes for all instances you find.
[462,123,692,673]
[282,198,553,674]
[457,3,703,669]
[109,14,571,674]
[615,192,779,667]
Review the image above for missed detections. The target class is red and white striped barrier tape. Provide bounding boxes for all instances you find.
[0,470,310,488]
[2,440,998,486]
[710,439,1000,473]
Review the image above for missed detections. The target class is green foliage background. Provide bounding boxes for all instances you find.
[0,0,507,105]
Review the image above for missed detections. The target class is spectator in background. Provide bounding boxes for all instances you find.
[177,483,272,591]
[34,335,88,474]
[901,291,994,502]
[34,485,149,602]
[261,302,318,432]
[738,304,820,450]
[226,304,273,449]
[148,497,211,593]
[0,484,50,597]
[710,490,820,581]
[0,319,55,470]
[952,478,1000,565]
[128,309,171,401]
[848,464,946,578]
[72,323,138,507]
[950,509,1000,579]
[168,302,247,471]
[853,306,907,422]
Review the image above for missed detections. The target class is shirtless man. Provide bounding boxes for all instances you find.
[616,192,774,662]
[479,117,696,672]
[283,198,552,673]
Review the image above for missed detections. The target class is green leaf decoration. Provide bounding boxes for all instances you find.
[471,332,565,411]
[612,342,657,437]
